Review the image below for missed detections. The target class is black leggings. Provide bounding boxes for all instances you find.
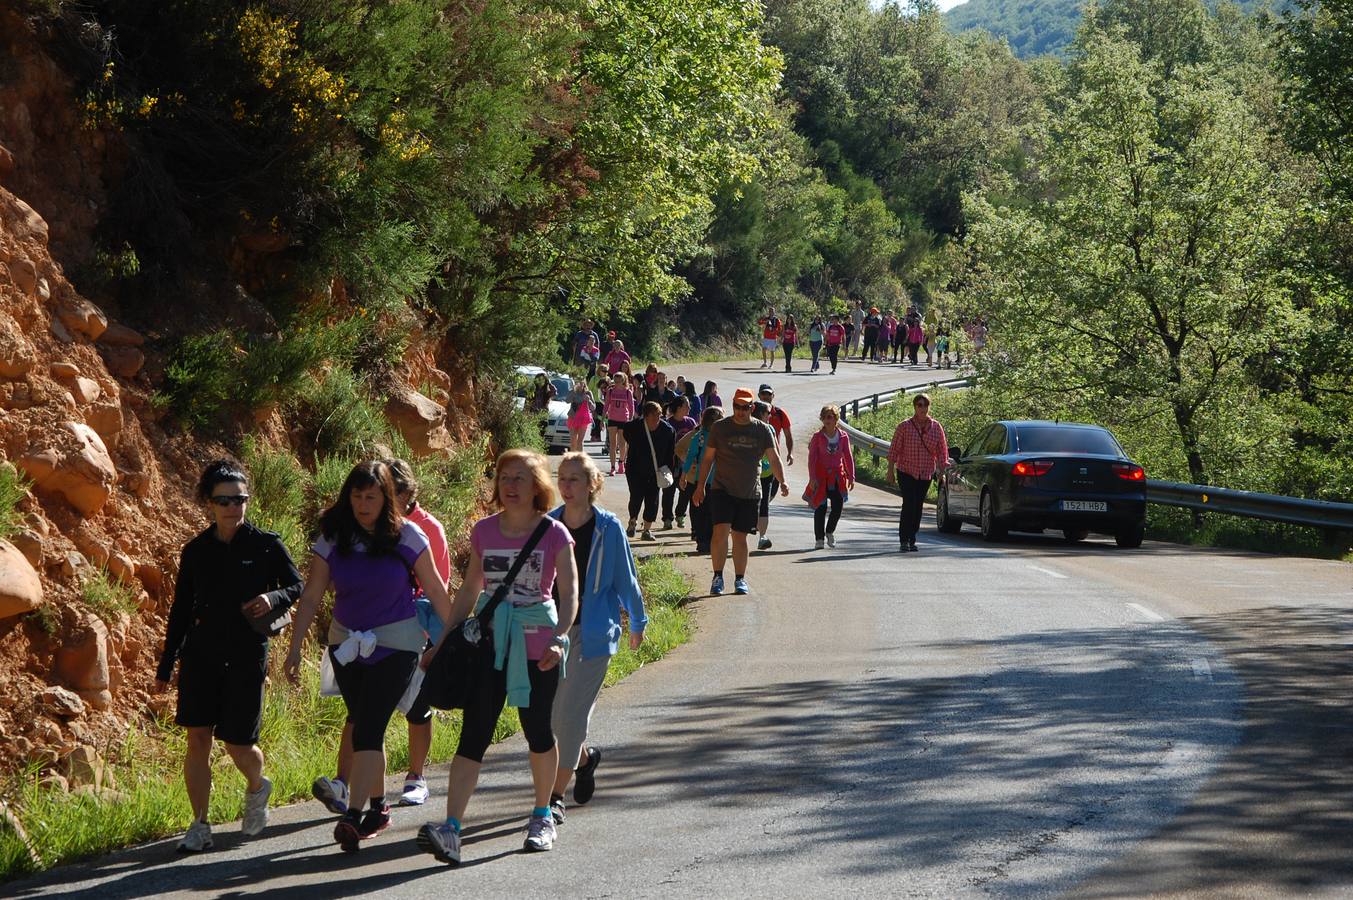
[861,334,877,360]
[759,476,778,519]
[690,489,713,550]
[783,344,795,368]
[330,648,418,753]
[627,472,660,524]
[826,344,840,372]
[663,481,692,522]
[814,488,844,540]
[457,654,560,763]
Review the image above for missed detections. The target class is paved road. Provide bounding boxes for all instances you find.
[14,356,1353,898]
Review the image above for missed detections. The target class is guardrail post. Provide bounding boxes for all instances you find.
[852,399,859,418]
[871,393,879,412]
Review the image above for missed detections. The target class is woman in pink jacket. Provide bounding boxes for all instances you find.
[806,405,855,550]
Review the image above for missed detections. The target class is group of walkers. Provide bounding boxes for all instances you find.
[751,303,986,374]
[158,449,647,866]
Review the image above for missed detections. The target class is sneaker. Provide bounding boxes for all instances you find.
[241,776,272,836]
[710,573,724,595]
[312,775,349,815]
[814,539,825,550]
[417,822,461,866]
[176,820,213,853]
[734,576,750,595]
[641,529,655,542]
[335,813,362,853]
[676,516,686,528]
[550,795,567,824]
[909,541,919,552]
[618,462,626,474]
[757,536,772,550]
[826,533,836,548]
[400,774,429,806]
[626,519,637,538]
[358,803,392,840]
[661,519,673,531]
[523,814,557,852]
[573,746,601,805]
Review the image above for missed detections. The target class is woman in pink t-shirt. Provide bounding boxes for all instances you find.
[604,339,631,375]
[604,373,636,476]
[420,449,578,863]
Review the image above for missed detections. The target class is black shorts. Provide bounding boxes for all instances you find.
[175,643,268,746]
[607,419,628,429]
[708,488,759,534]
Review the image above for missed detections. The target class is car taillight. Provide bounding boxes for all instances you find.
[1012,460,1053,477]
[1113,463,1146,481]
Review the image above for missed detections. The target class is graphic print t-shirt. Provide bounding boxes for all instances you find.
[708,417,776,500]
[470,515,574,660]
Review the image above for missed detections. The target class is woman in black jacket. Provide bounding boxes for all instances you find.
[155,460,304,853]
[621,401,676,542]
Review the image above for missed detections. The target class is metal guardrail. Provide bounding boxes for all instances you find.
[836,379,1353,536]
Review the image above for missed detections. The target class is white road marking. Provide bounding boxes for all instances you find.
[1127,602,1166,622]
[1027,565,1068,579]
[1190,658,1213,679]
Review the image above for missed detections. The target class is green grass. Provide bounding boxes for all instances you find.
[0,462,31,540]
[78,569,140,620]
[0,552,693,880]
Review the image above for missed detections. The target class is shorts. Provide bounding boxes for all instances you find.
[762,338,778,350]
[607,418,628,429]
[567,406,593,429]
[175,642,268,746]
[708,488,759,534]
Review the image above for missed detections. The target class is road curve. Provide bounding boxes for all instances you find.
[13,356,1353,899]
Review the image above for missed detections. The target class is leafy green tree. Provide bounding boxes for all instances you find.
[965,28,1300,487]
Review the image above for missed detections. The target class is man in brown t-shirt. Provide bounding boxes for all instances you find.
[692,387,788,596]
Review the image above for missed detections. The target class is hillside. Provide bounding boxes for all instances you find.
[945,0,1288,57]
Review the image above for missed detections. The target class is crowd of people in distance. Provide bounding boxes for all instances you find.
[750,302,983,374]
[155,315,955,870]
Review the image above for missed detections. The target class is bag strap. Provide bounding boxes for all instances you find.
[475,517,552,628]
[644,421,661,472]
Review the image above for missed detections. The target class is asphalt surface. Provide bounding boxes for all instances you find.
[13,355,1353,899]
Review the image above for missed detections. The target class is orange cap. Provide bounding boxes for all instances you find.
[732,388,755,407]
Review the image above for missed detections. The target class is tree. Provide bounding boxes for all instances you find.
[964,27,1300,487]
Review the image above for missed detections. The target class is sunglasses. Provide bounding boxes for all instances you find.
[210,495,249,507]
[733,403,753,412]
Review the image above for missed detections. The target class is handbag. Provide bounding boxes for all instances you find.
[645,423,676,489]
[415,518,552,711]
[246,540,295,636]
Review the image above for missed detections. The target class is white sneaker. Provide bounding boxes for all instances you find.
[524,813,557,852]
[757,536,772,550]
[177,820,213,853]
[241,777,272,836]
[814,539,825,550]
[827,533,837,548]
[400,774,429,806]
[312,775,349,815]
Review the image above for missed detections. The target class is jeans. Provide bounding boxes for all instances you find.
[861,334,877,361]
[897,473,929,544]
[814,488,844,540]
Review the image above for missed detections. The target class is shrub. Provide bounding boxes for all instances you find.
[80,569,139,619]
[294,368,391,461]
[239,436,311,562]
[0,463,29,541]
[158,331,237,429]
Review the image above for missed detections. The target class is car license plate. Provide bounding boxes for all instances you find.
[1061,500,1107,512]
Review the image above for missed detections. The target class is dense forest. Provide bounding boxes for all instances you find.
[944,0,1290,58]
[16,0,1352,501]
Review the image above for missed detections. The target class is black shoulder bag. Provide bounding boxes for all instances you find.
[416,518,552,711]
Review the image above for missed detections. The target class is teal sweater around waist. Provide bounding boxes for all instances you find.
[474,593,568,708]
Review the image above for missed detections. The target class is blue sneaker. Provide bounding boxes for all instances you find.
[710,573,724,595]
[734,576,750,595]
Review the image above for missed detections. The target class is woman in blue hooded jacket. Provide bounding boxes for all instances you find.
[547,451,647,822]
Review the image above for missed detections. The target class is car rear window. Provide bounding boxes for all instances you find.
[1014,426,1123,455]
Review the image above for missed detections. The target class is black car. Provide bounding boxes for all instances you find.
[937,420,1146,547]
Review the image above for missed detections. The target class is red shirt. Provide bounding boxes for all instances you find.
[759,317,782,340]
[767,406,792,440]
[888,416,949,480]
[825,323,846,346]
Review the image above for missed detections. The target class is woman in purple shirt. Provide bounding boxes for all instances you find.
[284,461,452,854]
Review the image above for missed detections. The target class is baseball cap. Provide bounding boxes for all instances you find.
[758,383,774,396]
[732,388,755,408]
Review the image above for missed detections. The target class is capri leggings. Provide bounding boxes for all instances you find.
[330,647,418,752]
[457,652,560,763]
[759,475,779,519]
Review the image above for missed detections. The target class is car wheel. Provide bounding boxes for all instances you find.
[936,486,962,534]
[1115,523,1144,549]
[1062,528,1089,543]
[980,491,1007,542]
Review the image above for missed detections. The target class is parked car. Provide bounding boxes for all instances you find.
[513,365,573,453]
[937,420,1146,547]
